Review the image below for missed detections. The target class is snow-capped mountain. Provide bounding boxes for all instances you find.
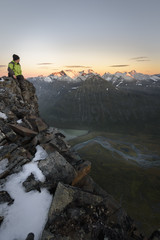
[49,70,73,81]
[102,70,160,93]
[28,69,160,93]
[102,70,160,82]
[28,69,99,83]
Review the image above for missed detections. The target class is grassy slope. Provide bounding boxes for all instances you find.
[69,131,160,236]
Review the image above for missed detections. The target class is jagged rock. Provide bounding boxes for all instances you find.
[26,115,48,132]
[75,175,111,197]
[38,151,77,190]
[72,160,91,186]
[0,130,5,143]
[42,182,137,240]
[35,117,48,132]
[6,110,16,120]
[40,143,57,154]
[25,232,35,240]
[0,147,31,179]
[0,143,18,160]
[0,216,4,225]
[23,173,41,192]
[49,137,70,152]
[0,77,39,117]
[0,191,14,205]
[10,124,38,137]
[0,130,6,146]
[1,124,17,142]
[149,230,160,240]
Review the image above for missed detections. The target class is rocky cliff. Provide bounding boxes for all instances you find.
[0,77,159,240]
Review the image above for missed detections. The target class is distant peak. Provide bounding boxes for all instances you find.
[51,70,67,76]
[129,70,137,75]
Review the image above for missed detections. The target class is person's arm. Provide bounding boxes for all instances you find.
[8,63,16,78]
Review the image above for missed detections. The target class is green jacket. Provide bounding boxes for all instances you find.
[8,61,22,77]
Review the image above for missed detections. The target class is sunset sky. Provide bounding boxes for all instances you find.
[0,0,160,77]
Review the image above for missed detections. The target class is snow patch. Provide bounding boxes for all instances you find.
[44,76,52,82]
[0,145,52,240]
[17,119,23,124]
[0,112,7,120]
[72,87,79,90]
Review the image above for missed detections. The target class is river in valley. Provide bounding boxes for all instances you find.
[71,136,160,168]
[61,129,160,236]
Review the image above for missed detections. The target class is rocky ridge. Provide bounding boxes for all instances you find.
[0,77,159,240]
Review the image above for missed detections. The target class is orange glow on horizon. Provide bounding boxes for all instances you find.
[0,64,160,78]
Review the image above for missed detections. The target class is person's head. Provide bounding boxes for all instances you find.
[13,54,20,63]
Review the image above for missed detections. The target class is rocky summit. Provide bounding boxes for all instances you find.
[0,76,159,240]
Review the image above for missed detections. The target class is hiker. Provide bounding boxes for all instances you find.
[8,54,25,91]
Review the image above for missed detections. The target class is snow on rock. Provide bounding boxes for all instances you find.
[0,112,7,120]
[115,72,133,80]
[71,87,79,90]
[0,158,8,174]
[49,70,73,82]
[65,70,80,79]
[103,70,160,82]
[150,75,160,81]
[17,119,23,124]
[0,145,52,240]
[43,76,52,82]
[0,78,4,82]
[33,145,48,163]
[102,72,113,81]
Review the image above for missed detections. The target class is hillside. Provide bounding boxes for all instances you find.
[29,74,160,134]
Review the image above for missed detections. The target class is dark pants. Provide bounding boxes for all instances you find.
[17,75,25,91]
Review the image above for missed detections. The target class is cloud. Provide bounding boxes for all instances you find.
[136,59,151,62]
[0,65,7,68]
[130,56,150,61]
[64,65,91,68]
[109,65,129,67]
[37,63,53,65]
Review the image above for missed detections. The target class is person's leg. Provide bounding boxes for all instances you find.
[17,75,25,91]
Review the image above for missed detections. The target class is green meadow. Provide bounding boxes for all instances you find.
[69,131,160,236]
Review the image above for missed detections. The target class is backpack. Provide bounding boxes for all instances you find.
[8,61,15,77]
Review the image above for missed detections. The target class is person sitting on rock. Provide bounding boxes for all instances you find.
[8,54,25,91]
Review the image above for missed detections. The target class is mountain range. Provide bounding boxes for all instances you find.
[30,69,160,94]
[32,69,160,82]
[28,70,160,134]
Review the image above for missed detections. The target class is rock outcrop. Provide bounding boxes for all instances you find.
[0,76,158,240]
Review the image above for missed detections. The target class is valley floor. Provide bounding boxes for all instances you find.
[68,130,160,237]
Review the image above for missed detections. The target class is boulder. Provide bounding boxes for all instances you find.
[1,124,17,142]
[0,191,14,205]
[38,151,77,190]
[25,232,35,240]
[35,117,48,132]
[72,160,91,186]
[42,183,136,240]
[10,124,38,137]
[26,115,48,132]
[23,173,41,192]
[0,143,18,160]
